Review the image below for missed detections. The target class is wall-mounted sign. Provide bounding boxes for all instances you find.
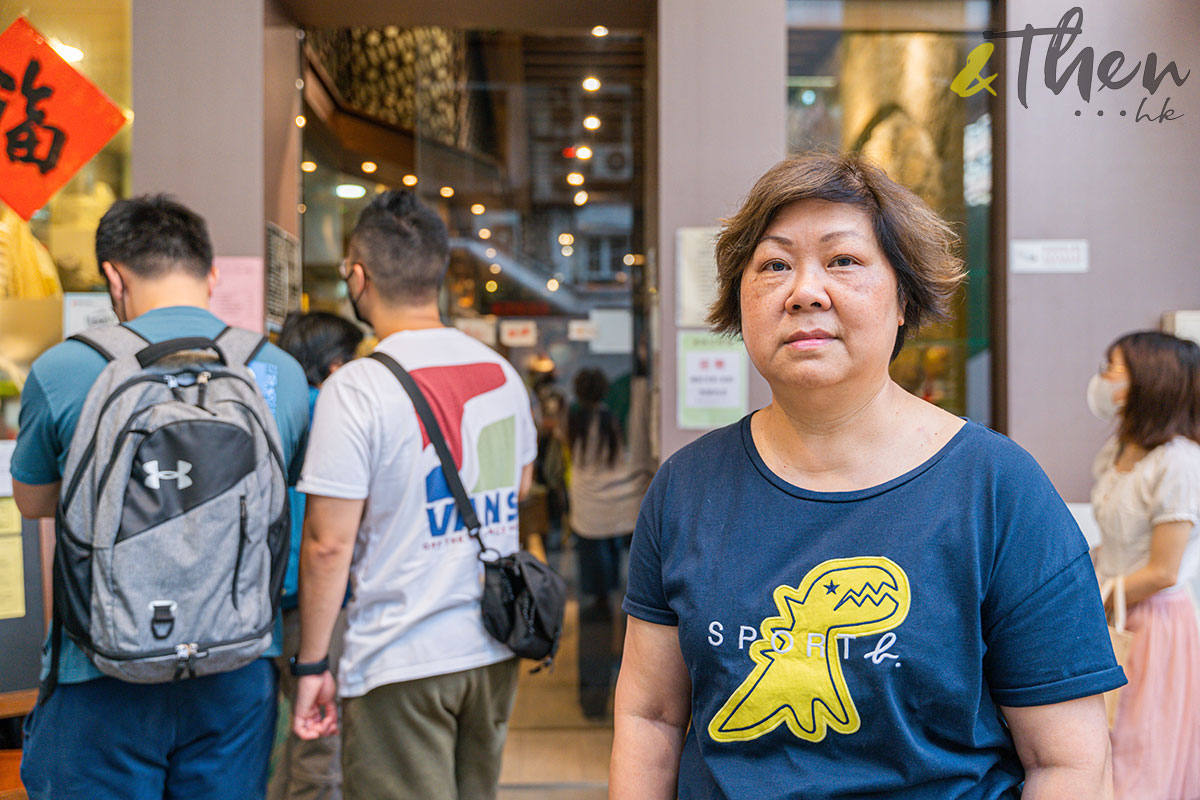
[210,256,265,333]
[499,319,537,348]
[567,319,597,342]
[266,223,301,331]
[0,18,128,220]
[677,331,747,430]
[1010,239,1089,274]
[62,292,117,338]
[454,317,498,347]
[676,227,721,327]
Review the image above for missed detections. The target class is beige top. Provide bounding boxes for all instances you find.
[1092,435,1200,590]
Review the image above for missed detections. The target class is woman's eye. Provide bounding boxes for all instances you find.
[831,256,857,268]
[764,260,789,272]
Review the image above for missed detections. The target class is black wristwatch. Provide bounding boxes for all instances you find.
[289,655,330,676]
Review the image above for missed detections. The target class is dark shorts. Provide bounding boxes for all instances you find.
[21,658,276,800]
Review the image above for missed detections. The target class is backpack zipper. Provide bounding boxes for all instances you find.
[232,496,247,610]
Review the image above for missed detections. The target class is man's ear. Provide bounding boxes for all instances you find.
[206,265,220,298]
[100,260,121,289]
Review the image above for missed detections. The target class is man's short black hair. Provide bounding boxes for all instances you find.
[349,189,449,303]
[277,311,364,386]
[95,194,214,280]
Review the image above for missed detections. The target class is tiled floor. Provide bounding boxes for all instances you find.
[498,595,615,798]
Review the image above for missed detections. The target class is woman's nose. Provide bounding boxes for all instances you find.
[784,265,831,312]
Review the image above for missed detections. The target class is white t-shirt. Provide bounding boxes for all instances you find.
[1092,436,1200,592]
[297,328,537,697]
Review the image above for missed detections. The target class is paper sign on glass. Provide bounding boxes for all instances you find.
[0,18,129,220]
[677,331,747,430]
[0,532,24,621]
[210,257,265,333]
[63,292,118,338]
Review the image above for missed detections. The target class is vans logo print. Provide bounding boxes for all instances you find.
[143,460,193,490]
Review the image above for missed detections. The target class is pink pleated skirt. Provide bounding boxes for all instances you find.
[1112,589,1200,800]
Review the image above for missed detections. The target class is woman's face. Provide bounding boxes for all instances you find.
[738,199,903,393]
[1100,346,1131,406]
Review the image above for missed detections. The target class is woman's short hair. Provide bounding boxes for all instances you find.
[708,150,966,358]
[278,311,364,386]
[1109,330,1200,449]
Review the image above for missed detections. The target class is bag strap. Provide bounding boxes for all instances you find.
[1101,576,1128,633]
[215,326,269,367]
[69,323,150,362]
[368,352,490,559]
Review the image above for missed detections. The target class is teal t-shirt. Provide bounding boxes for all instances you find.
[11,306,310,683]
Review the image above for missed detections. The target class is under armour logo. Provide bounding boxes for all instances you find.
[144,460,193,490]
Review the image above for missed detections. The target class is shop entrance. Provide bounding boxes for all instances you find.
[288,7,653,794]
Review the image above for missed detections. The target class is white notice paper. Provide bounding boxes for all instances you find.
[62,293,118,338]
[454,317,498,346]
[0,440,14,497]
[589,309,632,354]
[1010,239,1089,274]
[676,227,721,327]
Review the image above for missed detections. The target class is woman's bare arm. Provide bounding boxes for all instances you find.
[1003,695,1112,799]
[610,616,692,799]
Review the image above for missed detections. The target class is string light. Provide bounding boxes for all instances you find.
[361,161,377,173]
[575,146,593,160]
[471,203,486,215]
[583,115,601,130]
[558,233,575,246]
[478,228,492,240]
[591,25,609,37]
[485,280,498,293]
[300,161,317,173]
[573,191,589,206]
[402,174,418,186]
[439,186,455,198]
[582,77,601,92]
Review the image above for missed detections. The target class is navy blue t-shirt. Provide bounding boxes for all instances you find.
[624,416,1125,800]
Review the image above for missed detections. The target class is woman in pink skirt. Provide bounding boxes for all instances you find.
[1091,330,1200,799]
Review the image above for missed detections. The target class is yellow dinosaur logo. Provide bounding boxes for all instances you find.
[709,556,910,744]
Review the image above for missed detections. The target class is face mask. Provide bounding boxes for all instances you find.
[1087,373,1126,422]
[348,284,369,326]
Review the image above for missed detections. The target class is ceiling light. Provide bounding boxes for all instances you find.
[402,174,418,186]
[297,203,307,214]
[295,115,307,128]
[566,172,585,186]
[547,278,561,292]
[622,253,635,266]
[485,280,499,293]
[557,233,574,246]
[561,246,574,256]
[582,77,601,92]
[361,161,377,173]
[335,184,366,199]
[573,190,589,206]
[439,186,455,198]
[485,247,497,258]
[49,38,83,63]
[300,161,317,173]
[575,145,593,160]
[583,115,601,130]
[591,25,609,37]
[471,203,486,215]
[478,228,492,240]
[489,263,502,274]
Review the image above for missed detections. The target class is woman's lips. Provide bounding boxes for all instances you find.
[786,336,835,350]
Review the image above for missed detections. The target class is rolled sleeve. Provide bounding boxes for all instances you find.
[984,552,1126,707]
[622,476,678,626]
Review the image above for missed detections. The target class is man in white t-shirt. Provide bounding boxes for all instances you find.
[290,190,536,800]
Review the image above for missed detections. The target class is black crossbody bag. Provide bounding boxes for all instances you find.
[369,352,566,669]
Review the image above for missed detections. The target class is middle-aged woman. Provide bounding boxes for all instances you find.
[1089,331,1200,799]
[610,151,1125,800]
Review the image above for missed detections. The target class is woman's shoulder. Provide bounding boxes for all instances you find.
[661,417,747,471]
[1149,436,1200,474]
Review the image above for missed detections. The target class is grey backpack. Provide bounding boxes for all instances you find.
[45,324,289,690]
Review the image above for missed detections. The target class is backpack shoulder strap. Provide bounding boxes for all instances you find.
[214,326,269,367]
[69,323,149,363]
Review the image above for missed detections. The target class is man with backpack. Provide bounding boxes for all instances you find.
[11,195,310,800]
[289,190,537,800]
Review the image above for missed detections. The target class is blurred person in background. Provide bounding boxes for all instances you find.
[611,152,1123,799]
[1089,330,1200,799]
[270,311,363,800]
[567,367,650,720]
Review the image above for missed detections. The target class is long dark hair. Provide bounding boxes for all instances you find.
[568,368,621,468]
[1109,330,1200,449]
